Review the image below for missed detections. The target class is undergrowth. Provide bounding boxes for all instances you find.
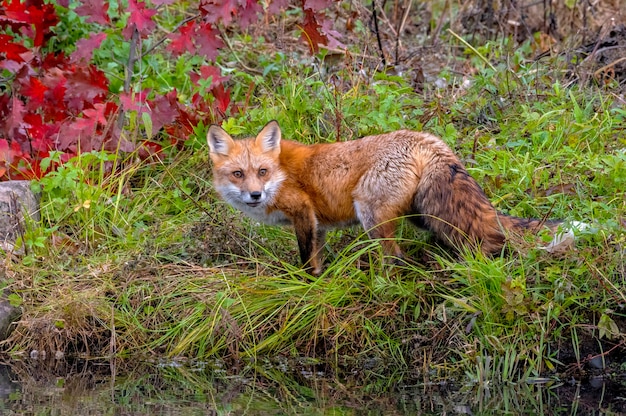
[2,26,626,387]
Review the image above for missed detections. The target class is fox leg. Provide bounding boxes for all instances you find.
[293,215,324,276]
[354,202,404,260]
[313,228,326,272]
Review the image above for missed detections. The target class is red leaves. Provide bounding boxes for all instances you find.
[1,0,58,47]
[120,89,180,136]
[148,91,180,133]
[0,34,28,63]
[168,21,224,61]
[20,76,46,105]
[301,8,326,53]
[74,0,110,25]
[190,65,230,87]
[123,0,156,39]
[195,23,225,61]
[64,66,109,112]
[0,0,342,180]
[168,21,196,56]
[212,85,231,115]
[201,0,239,26]
[300,0,343,53]
[199,0,262,29]
[71,33,107,63]
[4,96,25,136]
[189,65,232,117]
[0,139,24,178]
[238,0,263,29]
[267,0,289,15]
[0,0,119,180]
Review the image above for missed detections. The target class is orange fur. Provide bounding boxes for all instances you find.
[208,121,558,275]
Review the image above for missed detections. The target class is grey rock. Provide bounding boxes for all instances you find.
[0,293,20,341]
[0,180,40,254]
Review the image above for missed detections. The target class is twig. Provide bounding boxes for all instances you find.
[447,29,497,72]
[430,0,449,47]
[371,0,386,67]
[580,23,613,85]
[593,57,626,79]
[218,28,263,75]
[394,0,413,64]
[142,13,200,58]
[116,27,140,133]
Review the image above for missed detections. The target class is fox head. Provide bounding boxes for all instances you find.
[207,121,286,212]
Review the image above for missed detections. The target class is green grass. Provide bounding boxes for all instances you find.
[2,32,626,385]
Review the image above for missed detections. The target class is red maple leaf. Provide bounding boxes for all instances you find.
[0,138,29,179]
[1,0,31,29]
[238,0,262,29]
[73,103,108,131]
[41,67,68,117]
[57,104,109,152]
[119,89,151,112]
[102,101,120,121]
[4,95,26,137]
[211,84,230,115]
[2,1,58,47]
[74,0,110,25]
[300,8,327,53]
[64,66,109,112]
[304,0,327,12]
[0,34,28,62]
[147,91,179,133]
[267,0,289,15]
[320,16,344,49]
[40,51,66,70]
[168,20,196,57]
[137,140,163,160]
[200,0,238,26]
[190,65,230,88]
[194,23,224,61]
[0,139,15,165]
[23,113,57,152]
[20,76,47,106]
[122,0,157,39]
[165,105,198,144]
[70,32,107,63]
[26,3,58,47]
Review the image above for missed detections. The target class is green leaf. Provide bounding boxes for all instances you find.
[7,293,22,307]
[142,112,153,139]
[598,314,620,340]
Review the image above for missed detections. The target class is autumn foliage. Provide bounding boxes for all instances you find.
[0,0,339,180]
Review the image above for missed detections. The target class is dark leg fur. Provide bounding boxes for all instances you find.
[295,225,315,268]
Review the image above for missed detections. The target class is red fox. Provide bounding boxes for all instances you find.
[208,121,558,275]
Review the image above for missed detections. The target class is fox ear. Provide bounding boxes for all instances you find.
[207,124,235,156]
[255,120,281,153]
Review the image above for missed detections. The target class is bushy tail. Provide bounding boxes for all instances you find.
[412,157,559,254]
[497,215,562,248]
[498,216,561,234]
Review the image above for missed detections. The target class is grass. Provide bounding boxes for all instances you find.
[2,28,626,387]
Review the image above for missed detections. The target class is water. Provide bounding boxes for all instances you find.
[1,360,625,415]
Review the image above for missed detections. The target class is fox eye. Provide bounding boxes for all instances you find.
[258,168,267,177]
[232,170,243,178]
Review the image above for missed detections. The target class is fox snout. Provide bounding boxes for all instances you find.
[244,190,264,207]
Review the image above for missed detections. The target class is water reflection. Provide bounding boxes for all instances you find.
[0,359,625,415]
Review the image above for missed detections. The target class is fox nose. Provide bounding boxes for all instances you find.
[250,191,262,200]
